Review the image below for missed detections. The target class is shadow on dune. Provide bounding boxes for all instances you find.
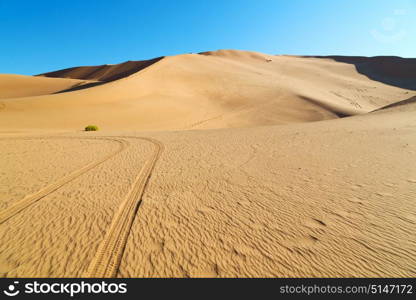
[37,56,164,83]
[304,56,416,91]
[372,96,416,112]
[298,95,353,118]
[54,82,105,94]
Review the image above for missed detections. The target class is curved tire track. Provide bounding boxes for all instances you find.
[0,137,130,225]
[85,137,164,278]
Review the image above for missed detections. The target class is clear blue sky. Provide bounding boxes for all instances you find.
[1,0,415,75]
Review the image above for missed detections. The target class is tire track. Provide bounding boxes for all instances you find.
[85,137,164,278]
[0,137,130,225]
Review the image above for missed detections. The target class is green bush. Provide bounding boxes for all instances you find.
[85,125,99,131]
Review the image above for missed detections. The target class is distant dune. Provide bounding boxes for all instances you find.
[0,74,93,99]
[0,50,415,278]
[302,55,416,90]
[37,57,164,82]
[0,50,414,130]
[372,95,416,112]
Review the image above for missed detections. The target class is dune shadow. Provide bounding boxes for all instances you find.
[38,56,165,83]
[54,81,105,94]
[303,56,416,91]
[298,95,351,118]
[100,56,165,82]
[372,96,416,112]
[44,56,165,94]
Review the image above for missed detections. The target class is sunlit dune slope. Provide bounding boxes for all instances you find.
[37,57,164,82]
[1,102,415,277]
[372,96,416,113]
[0,50,414,130]
[0,74,92,99]
[303,55,416,90]
[117,105,416,277]
[0,50,415,278]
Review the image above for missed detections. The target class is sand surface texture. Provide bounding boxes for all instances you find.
[0,50,415,277]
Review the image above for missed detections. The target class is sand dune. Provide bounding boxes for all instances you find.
[37,57,164,82]
[373,96,416,112]
[0,50,414,131]
[304,55,416,90]
[118,108,416,277]
[1,106,415,277]
[0,74,92,99]
[0,50,415,278]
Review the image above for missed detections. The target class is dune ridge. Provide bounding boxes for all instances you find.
[372,96,416,112]
[37,57,164,82]
[302,55,416,90]
[0,74,93,99]
[0,50,414,131]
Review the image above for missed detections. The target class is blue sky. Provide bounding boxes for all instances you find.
[0,0,415,75]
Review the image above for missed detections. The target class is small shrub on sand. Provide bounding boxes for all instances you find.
[85,125,99,131]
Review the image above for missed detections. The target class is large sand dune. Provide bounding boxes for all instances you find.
[0,74,93,99]
[0,50,414,130]
[304,55,416,90]
[37,57,164,82]
[0,50,415,277]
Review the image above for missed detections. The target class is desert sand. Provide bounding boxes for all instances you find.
[0,50,415,277]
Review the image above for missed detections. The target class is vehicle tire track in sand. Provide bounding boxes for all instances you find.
[85,137,164,278]
[0,137,129,225]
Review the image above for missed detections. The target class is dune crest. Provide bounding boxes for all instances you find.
[303,55,416,90]
[0,74,93,99]
[37,57,164,82]
[0,50,414,131]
